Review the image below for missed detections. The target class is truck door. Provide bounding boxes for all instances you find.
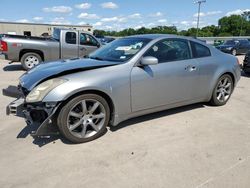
[61,31,79,59]
[79,33,100,57]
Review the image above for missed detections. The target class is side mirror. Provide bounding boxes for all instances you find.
[141,56,158,66]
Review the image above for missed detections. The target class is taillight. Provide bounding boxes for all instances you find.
[237,58,240,65]
[0,40,8,52]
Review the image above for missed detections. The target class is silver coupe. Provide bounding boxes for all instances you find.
[6,34,241,143]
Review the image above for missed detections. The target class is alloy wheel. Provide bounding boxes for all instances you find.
[216,76,232,103]
[66,99,106,138]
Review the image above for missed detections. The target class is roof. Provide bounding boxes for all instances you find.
[124,34,198,41]
[125,34,175,39]
[0,21,92,28]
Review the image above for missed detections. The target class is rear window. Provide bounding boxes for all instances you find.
[65,32,76,44]
[191,41,211,58]
[52,29,60,41]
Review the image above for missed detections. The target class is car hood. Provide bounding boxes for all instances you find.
[19,58,119,91]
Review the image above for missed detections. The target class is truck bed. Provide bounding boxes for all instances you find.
[1,34,57,42]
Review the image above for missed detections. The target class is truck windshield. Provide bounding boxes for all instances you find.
[89,38,151,62]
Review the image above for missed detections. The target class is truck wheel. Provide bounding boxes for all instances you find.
[57,94,110,143]
[21,52,42,70]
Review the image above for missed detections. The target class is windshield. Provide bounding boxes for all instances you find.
[89,38,151,62]
[224,40,237,45]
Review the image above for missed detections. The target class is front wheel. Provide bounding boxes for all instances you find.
[210,74,234,106]
[57,94,110,143]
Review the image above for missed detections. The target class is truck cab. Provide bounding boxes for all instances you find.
[54,28,101,59]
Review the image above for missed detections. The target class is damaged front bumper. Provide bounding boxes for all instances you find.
[5,86,60,136]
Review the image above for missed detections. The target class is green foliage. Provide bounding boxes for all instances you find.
[94,13,250,37]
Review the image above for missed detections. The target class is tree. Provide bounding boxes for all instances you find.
[218,15,249,36]
[93,14,250,37]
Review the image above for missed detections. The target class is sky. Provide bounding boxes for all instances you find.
[0,0,249,31]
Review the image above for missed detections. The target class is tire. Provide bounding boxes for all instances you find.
[231,49,237,56]
[20,52,42,70]
[57,94,110,143]
[210,74,234,106]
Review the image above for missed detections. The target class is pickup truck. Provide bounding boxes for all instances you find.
[0,28,101,70]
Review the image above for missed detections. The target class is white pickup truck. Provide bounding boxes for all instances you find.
[0,28,101,70]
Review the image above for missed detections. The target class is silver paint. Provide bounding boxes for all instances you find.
[21,34,241,126]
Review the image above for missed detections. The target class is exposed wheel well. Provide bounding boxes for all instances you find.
[19,49,44,61]
[57,90,115,124]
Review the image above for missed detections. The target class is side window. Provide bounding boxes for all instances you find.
[191,42,211,58]
[144,39,191,63]
[80,33,98,46]
[241,40,249,46]
[65,32,76,44]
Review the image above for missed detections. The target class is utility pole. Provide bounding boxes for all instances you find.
[194,0,206,37]
[240,11,250,36]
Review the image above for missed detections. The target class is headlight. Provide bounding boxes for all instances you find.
[26,78,67,103]
[226,47,233,50]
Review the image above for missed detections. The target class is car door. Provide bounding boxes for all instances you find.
[79,33,100,57]
[190,41,215,99]
[61,31,79,59]
[241,40,250,53]
[237,40,250,54]
[131,38,200,112]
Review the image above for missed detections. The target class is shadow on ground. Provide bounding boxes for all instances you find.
[110,103,205,131]
[3,64,24,71]
[16,103,205,147]
[16,122,73,147]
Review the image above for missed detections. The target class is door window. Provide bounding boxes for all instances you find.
[240,40,250,46]
[191,41,211,58]
[80,33,98,46]
[144,39,191,63]
[65,32,76,44]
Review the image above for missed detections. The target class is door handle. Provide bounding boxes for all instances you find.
[185,65,197,72]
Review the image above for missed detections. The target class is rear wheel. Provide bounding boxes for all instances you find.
[21,52,42,70]
[57,94,110,143]
[210,74,233,106]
